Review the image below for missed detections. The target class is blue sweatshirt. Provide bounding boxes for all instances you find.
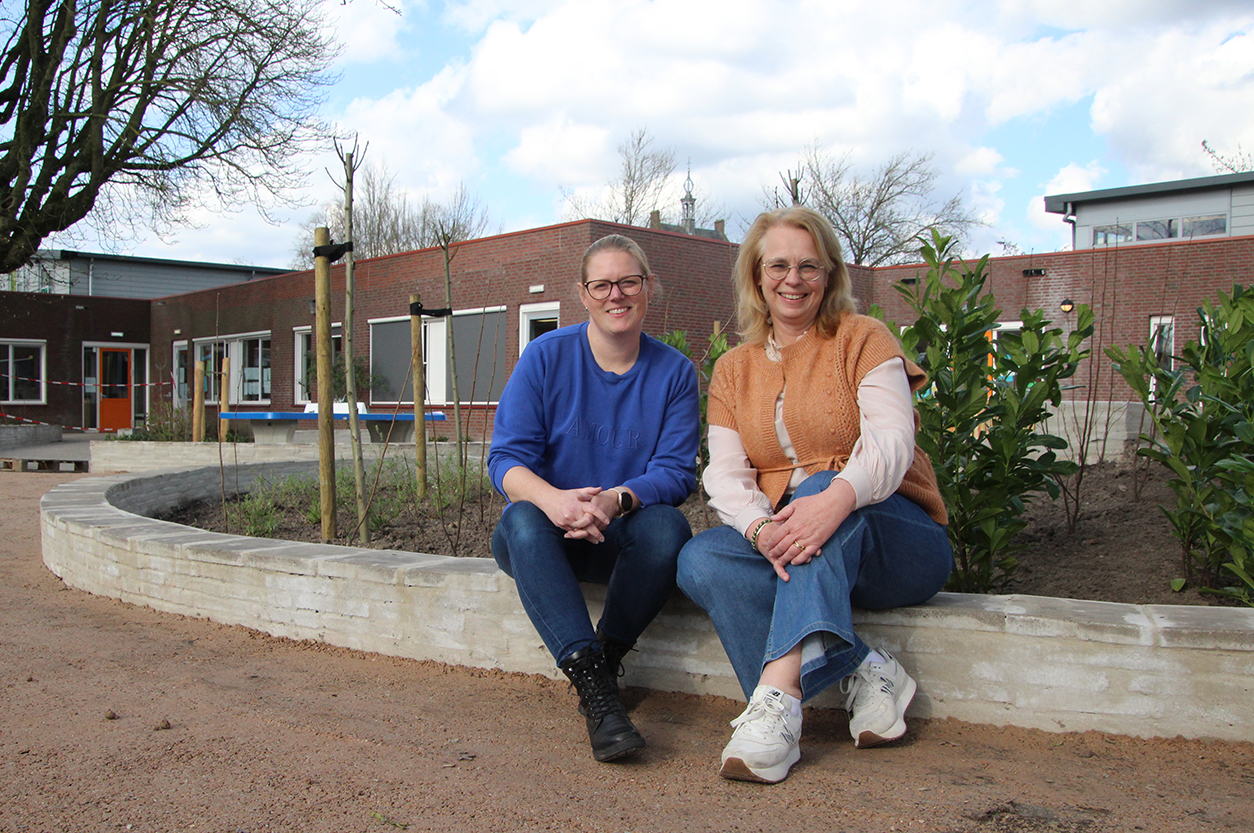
[488,323,699,508]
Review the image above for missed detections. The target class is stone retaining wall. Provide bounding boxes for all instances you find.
[1,423,61,452]
[40,464,1254,742]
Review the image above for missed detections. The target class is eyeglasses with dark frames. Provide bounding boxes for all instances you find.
[761,260,825,282]
[582,275,646,300]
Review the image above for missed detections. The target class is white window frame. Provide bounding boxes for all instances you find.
[1182,214,1227,239]
[1148,314,1175,399]
[446,305,507,407]
[292,323,342,405]
[237,335,272,404]
[370,306,507,407]
[172,340,189,405]
[181,331,272,406]
[519,301,561,355]
[368,314,423,406]
[0,339,47,404]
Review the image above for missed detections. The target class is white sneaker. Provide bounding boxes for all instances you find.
[841,650,917,748]
[719,685,802,783]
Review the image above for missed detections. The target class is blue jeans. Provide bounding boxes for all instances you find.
[677,471,952,702]
[492,501,693,664]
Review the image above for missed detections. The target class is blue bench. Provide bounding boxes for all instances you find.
[219,411,446,445]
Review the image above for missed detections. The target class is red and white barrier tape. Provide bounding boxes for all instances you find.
[8,376,174,389]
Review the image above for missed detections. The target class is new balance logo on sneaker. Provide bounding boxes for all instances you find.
[719,685,802,784]
[840,650,917,748]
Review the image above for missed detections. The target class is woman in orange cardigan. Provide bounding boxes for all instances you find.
[677,207,952,784]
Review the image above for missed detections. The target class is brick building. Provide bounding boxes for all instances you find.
[1,252,287,431]
[865,236,1253,400]
[149,220,740,437]
[9,215,1254,447]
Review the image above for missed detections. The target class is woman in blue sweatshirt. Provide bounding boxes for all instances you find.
[488,234,699,763]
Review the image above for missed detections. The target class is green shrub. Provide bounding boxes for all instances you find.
[661,321,731,472]
[1107,285,1254,605]
[887,233,1093,593]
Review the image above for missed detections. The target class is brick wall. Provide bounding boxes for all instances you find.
[865,235,1254,401]
[1,292,150,427]
[148,227,1254,431]
[150,220,740,438]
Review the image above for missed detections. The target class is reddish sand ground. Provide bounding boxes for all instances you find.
[2,472,1251,832]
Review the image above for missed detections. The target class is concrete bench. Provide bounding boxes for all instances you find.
[220,411,446,445]
[39,462,1254,742]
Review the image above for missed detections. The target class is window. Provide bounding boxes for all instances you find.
[132,348,148,425]
[197,341,228,403]
[1149,315,1174,369]
[986,321,1023,385]
[0,340,45,403]
[1136,219,1178,241]
[368,317,418,403]
[519,302,560,355]
[293,325,341,404]
[177,333,271,405]
[174,343,189,404]
[1149,315,1174,399]
[83,346,99,428]
[1182,214,1227,238]
[1097,213,1228,247]
[369,306,507,406]
[240,337,270,402]
[1093,224,1132,246]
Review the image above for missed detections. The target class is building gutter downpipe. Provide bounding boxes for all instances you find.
[1063,202,1077,250]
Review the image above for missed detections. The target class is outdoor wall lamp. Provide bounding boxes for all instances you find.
[1059,298,1075,313]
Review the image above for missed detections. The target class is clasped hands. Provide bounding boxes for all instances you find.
[539,486,619,543]
[751,479,856,582]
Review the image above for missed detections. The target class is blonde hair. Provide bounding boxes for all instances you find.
[581,234,652,281]
[733,206,855,343]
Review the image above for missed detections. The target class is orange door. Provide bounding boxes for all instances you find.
[99,349,132,431]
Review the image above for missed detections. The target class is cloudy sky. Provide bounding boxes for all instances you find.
[108,0,1254,268]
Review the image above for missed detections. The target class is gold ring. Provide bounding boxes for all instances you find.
[794,541,805,551]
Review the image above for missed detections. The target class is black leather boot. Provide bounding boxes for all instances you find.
[559,646,645,762]
[596,627,635,681]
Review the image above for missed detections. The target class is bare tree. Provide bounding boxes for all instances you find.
[563,128,677,226]
[0,0,338,273]
[291,167,491,268]
[1202,140,1254,174]
[782,147,983,266]
[430,184,493,467]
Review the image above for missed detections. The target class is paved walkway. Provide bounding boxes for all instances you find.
[1,431,92,471]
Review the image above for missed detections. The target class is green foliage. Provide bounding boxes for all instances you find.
[259,457,494,536]
[889,232,1093,593]
[128,399,194,442]
[302,352,388,401]
[661,322,732,472]
[1107,285,1254,606]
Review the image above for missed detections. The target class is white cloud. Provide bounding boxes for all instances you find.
[336,63,479,198]
[321,0,413,65]
[506,118,611,183]
[955,146,1008,176]
[112,1,1254,268]
[1024,161,1106,250]
[1090,25,1254,181]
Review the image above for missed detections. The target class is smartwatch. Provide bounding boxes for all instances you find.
[614,487,635,516]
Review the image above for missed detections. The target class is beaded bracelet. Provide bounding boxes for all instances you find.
[749,518,773,551]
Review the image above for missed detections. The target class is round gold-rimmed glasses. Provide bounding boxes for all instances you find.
[761,260,825,282]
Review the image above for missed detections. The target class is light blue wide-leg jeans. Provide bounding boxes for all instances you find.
[677,471,952,702]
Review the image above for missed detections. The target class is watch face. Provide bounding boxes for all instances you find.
[619,490,633,513]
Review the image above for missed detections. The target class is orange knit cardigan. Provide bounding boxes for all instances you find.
[705,314,948,525]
